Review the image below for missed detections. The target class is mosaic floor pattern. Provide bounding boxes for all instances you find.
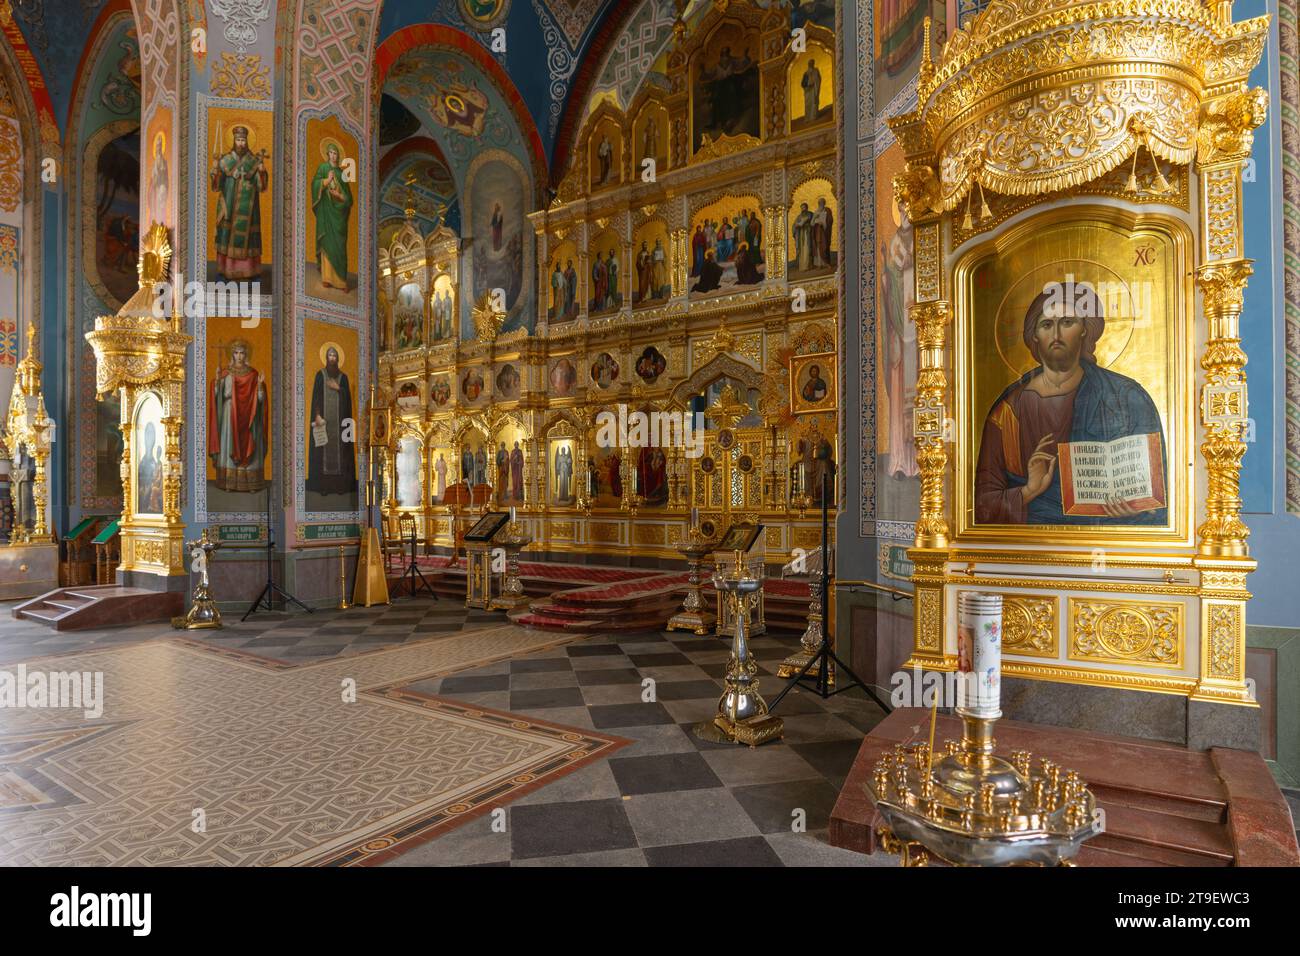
[0,623,625,866]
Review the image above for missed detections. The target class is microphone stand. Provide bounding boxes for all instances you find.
[242,484,313,620]
[768,458,888,713]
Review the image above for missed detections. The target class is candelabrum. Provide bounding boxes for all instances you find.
[870,709,1104,867]
[173,529,222,630]
[667,519,717,635]
[692,552,784,747]
[777,547,826,681]
[490,521,533,611]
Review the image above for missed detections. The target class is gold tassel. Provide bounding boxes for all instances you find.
[962,191,973,232]
[1125,149,1139,194]
[1150,153,1171,194]
[978,180,992,222]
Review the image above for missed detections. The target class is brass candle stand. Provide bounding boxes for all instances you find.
[667,521,717,635]
[870,709,1103,867]
[692,552,784,747]
[777,546,826,681]
[489,521,533,610]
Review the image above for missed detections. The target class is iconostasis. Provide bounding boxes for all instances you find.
[374,0,840,563]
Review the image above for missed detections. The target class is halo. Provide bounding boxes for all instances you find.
[153,131,165,155]
[992,260,1136,377]
[319,136,344,162]
[319,341,346,369]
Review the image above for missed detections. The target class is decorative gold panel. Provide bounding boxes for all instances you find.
[1000,595,1057,659]
[915,588,942,654]
[633,524,666,545]
[590,523,621,544]
[765,527,782,548]
[1205,602,1241,681]
[549,521,575,540]
[1068,598,1184,669]
[792,528,822,548]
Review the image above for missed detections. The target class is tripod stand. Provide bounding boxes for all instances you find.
[242,486,313,621]
[768,461,889,714]
[391,515,437,600]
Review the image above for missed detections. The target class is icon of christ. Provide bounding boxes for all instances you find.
[974,281,1167,526]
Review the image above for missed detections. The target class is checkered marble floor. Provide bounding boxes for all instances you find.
[0,597,896,866]
[0,598,499,666]
[381,625,896,867]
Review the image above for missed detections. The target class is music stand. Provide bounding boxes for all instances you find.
[392,513,436,599]
[242,485,313,620]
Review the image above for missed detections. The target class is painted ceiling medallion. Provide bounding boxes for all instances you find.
[460,0,512,30]
[209,0,272,50]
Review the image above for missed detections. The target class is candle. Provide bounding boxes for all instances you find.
[957,591,1003,717]
[509,506,516,523]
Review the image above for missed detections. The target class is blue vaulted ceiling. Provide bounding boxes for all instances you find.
[6,0,115,131]
[379,0,626,163]
[8,0,629,154]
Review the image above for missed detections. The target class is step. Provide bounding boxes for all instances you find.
[20,607,66,622]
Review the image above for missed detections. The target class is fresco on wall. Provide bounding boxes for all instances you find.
[469,156,531,335]
[692,23,761,151]
[305,116,358,305]
[875,140,922,520]
[304,320,360,514]
[133,392,165,517]
[632,102,669,178]
[206,317,272,513]
[788,180,837,280]
[430,273,456,341]
[793,0,836,32]
[206,106,273,289]
[547,240,580,321]
[144,106,173,228]
[94,129,141,307]
[393,281,424,350]
[588,117,623,191]
[789,41,834,132]
[94,396,123,500]
[875,1,947,111]
[589,229,624,315]
[689,197,764,297]
[632,220,671,306]
[549,358,578,397]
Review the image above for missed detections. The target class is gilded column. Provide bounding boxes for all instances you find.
[910,300,951,550]
[1195,260,1253,556]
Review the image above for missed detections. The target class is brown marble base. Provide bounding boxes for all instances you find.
[12,586,184,630]
[0,542,58,601]
[829,707,1300,867]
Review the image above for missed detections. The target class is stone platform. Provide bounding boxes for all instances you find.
[829,707,1299,867]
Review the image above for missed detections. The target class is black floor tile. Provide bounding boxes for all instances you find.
[575,668,643,686]
[509,799,638,859]
[643,836,783,867]
[588,703,676,730]
[788,739,864,785]
[652,680,724,701]
[730,779,842,834]
[438,674,511,694]
[608,751,723,795]
[628,652,693,668]
[510,658,574,674]
[567,643,626,658]
[509,687,586,710]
